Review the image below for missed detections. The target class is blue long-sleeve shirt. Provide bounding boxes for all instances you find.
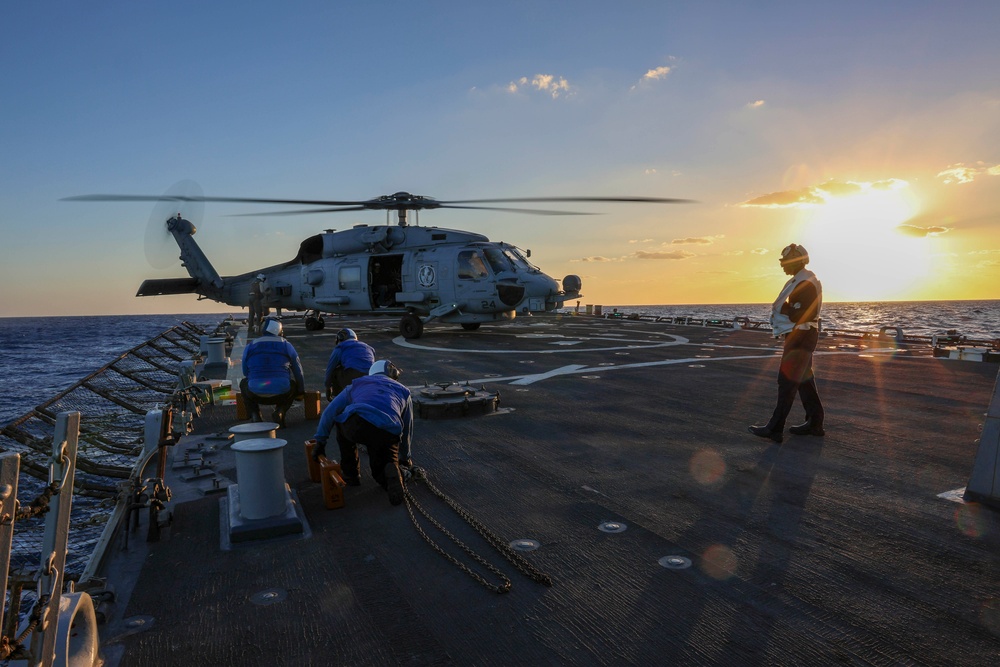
[241,333,306,395]
[324,339,376,387]
[314,375,412,455]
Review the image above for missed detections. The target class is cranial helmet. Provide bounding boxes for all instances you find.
[779,243,809,266]
[263,317,283,337]
[336,328,358,343]
[369,359,401,380]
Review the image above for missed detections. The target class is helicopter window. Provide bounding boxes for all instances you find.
[339,265,362,290]
[457,251,489,280]
[502,245,539,272]
[483,247,513,274]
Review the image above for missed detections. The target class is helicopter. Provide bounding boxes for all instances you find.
[66,189,691,338]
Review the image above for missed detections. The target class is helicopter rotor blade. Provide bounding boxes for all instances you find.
[64,194,371,207]
[226,206,369,217]
[436,196,696,205]
[437,205,597,216]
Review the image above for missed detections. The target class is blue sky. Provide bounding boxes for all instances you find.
[3,1,999,316]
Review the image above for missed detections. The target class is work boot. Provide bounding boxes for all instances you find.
[789,421,825,436]
[384,462,404,506]
[271,409,287,429]
[747,425,783,444]
[250,411,263,423]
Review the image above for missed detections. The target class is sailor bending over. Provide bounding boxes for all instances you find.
[312,360,413,506]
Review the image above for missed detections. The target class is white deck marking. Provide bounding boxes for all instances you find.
[510,365,589,385]
[452,348,893,386]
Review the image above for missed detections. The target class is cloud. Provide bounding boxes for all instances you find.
[634,250,696,260]
[723,250,744,256]
[750,248,769,255]
[896,224,950,237]
[629,239,655,244]
[507,73,572,98]
[670,235,720,245]
[630,60,676,90]
[643,66,672,81]
[938,162,1000,184]
[575,256,616,262]
[741,178,909,208]
[746,100,765,109]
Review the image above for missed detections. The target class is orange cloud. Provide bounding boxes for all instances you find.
[897,224,949,237]
[634,250,696,260]
[741,178,908,208]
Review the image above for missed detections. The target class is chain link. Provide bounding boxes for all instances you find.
[403,467,552,593]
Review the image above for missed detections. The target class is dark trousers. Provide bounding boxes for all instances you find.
[329,367,366,399]
[239,377,297,418]
[336,413,401,487]
[767,327,824,431]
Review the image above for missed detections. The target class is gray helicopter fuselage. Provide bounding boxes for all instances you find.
[142,220,582,336]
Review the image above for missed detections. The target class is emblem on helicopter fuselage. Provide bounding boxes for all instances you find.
[418,264,436,288]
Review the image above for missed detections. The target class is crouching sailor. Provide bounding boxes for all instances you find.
[324,328,376,400]
[312,360,414,506]
[239,316,305,428]
[748,243,825,443]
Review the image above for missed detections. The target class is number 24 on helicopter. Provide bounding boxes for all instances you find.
[66,188,691,338]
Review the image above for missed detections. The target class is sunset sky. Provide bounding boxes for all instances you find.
[2,1,999,317]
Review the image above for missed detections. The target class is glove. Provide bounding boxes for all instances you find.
[326,386,334,402]
[312,441,327,462]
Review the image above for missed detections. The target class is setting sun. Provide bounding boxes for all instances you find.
[797,183,935,301]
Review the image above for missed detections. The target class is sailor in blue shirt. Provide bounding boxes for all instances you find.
[312,359,413,506]
[239,317,306,428]
[323,328,375,400]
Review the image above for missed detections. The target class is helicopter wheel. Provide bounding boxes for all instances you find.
[304,316,322,331]
[400,314,424,339]
[461,323,481,331]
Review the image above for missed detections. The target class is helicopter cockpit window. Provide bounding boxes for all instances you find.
[339,265,362,290]
[483,247,514,274]
[457,250,489,280]
[501,244,539,272]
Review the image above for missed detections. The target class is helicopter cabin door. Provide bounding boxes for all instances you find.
[454,249,494,311]
[369,255,403,309]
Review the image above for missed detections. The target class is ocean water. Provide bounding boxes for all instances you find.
[0,313,230,426]
[2,301,999,426]
[607,300,1000,340]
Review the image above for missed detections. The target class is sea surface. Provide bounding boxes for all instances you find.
[2,301,1000,426]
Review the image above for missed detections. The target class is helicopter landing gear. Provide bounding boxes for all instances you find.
[304,311,326,331]
[400,314,424,339]
[461,323,481,331]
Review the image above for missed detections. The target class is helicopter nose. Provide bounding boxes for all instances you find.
[496,279,525,307]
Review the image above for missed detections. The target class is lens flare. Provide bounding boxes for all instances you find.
[689,448,726,486]
[701,544,738,580]
[954,503,984,538]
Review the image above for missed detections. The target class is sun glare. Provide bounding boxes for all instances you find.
[799,186,930,301]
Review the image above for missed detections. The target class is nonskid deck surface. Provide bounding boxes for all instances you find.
[104,315,1000,666]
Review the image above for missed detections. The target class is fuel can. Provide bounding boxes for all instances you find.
[304,391,322,420]
[235,392,248,421]
[304,439,321,482]
[320,458,346,509]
